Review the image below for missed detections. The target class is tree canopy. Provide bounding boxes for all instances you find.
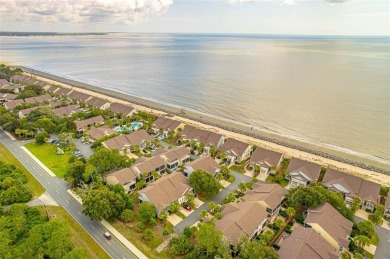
[194,222,229,258]
[170,234,193,255]
[88,148,132,174]
[137,202,156,226]
[0,161,32,205]
[82,187,126,221]
[189,170,220,198]
[0,203,89,258]
[286,184,354,221]
[238,238,278,259]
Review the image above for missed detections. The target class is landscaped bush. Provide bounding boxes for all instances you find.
[135,222,145,233]
[279,210,288,217]
[295,213,305,224]
[142,229,154,241]
[119,209,134,222]
[170,234,193,255]
[183,226,192,238]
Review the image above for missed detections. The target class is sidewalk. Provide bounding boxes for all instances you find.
[27,192,59,207]
[21,146,56,177]
[67,190,148,259]
[4,130,16,140]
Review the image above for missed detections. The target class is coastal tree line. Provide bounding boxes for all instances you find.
[0,160,92,258]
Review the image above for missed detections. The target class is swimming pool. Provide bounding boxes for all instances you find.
[115,122,142,132]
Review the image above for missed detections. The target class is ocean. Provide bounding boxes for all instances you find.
[1,33,389,168]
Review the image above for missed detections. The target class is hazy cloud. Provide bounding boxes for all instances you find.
[0,0,173,24]
[343,12,389,17]
[326,0,354,3]
[229,0,297,5]
[230,0,355,4]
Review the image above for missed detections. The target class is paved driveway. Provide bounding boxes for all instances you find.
[174,170,255,233]
[167,214,183,226]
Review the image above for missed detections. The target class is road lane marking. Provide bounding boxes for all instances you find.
[106,240,110,245]
[47,181,51,185]
[56,190,59,194]
[90,225,95,229]
[77,211,82,215]
[65,199,69,204]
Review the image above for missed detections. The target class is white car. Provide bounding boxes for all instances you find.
[104,232,112,240]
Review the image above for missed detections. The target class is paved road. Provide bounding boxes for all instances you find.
[0,130,137,259]
[355,216,390,259]
[174,170,255,233]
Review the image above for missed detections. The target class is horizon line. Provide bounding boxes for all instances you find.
[0,31,389,37]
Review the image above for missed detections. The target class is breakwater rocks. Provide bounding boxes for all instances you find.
[22,67,390,176]
[181,115,390,176]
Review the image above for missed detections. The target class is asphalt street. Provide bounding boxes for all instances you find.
[0,130,137,259]
[174,170,256,233]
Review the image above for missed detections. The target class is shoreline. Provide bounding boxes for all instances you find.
[16,66,390,186]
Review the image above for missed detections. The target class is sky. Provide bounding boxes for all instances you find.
[0,0,389,35]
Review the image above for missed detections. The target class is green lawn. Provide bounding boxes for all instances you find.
[229,164,246,174]
[25,142,72,178]
[227,175,235,183]
[176,211,186,219]
[162,139,176,146]
[36,206,110,259]
[266,175,289,188]
[0,142,45,197]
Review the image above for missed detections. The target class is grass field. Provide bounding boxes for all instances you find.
[36,206,110,259]
[25,142,72,178]
[0,142,45,197]
[110,219,174,259]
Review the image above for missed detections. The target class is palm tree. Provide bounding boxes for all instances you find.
[208,202,216,213]
[185,192,195,207]
[285,207,296,219]
[190,140,197,150]
[151,171,160,180]
[197,142,205,154]
[199,210,208,222]
[238,182,247,192]
[221,166,231,180]
[159,211,168,225]
[354,235,371,249]
[215,172,223,181]
[167,130,175,140]
[209,146,218,158]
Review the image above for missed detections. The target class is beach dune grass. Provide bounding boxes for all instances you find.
[0,142,45,197]
[25,142,72,178]
[36,206,110,259]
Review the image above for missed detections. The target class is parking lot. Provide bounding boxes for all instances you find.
[74,138,94,158]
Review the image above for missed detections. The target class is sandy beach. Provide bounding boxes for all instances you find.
[16,67,390,186]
